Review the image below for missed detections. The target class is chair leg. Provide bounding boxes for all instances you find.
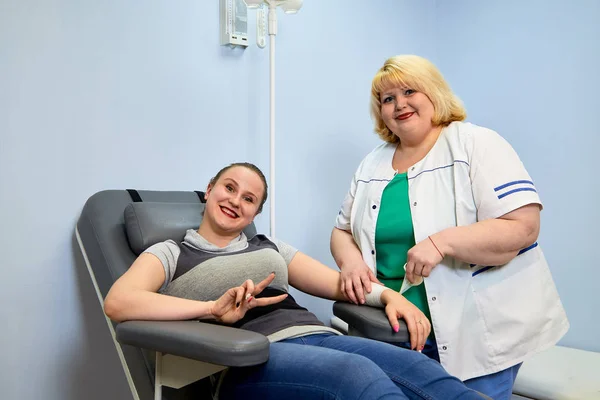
[155,352,162,400]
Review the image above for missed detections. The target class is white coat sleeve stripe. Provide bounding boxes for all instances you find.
[497,187,537,199]
[408,160,469,180]
[494,179,535,191]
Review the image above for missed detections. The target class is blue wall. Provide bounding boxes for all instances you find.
[0,1,597,399]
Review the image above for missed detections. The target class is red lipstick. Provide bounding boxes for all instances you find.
[396,112,414,120]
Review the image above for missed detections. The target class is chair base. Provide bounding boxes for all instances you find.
[154,352,227,399]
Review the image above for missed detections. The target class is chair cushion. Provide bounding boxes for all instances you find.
[124,202,205,255]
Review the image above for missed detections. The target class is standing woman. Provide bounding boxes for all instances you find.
[331,55,569,400]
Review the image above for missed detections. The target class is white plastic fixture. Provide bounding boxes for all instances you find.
[242,0,303,238]
[219,0,250,47]
[243,0,263,8]
[256,5,267,48]
[280,0,303,13]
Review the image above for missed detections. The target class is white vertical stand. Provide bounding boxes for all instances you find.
[245,0,303,238]
[268,3,277,239]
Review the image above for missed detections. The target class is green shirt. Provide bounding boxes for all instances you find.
[375,173,433,333]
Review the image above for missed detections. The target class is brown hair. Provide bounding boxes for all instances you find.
[370,55,467,143]
[209,162,268,214]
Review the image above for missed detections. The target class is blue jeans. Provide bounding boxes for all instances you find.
[464,363,522,400]
[401,338,521,400]
[220,333,485,400]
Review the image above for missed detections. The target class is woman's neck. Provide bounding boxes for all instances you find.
[197,222,241,248]
[393,126,443,172]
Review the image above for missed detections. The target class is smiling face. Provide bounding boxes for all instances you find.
[380,86,436,145]
[202,166,265,238]
[370,55,467,144]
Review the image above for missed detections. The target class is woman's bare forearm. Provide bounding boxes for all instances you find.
[104,288,215,323]
[288,252,347,301]
[330,227,363,269]
[433,205,540,266]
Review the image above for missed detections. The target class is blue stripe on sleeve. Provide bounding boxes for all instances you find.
[494,180,534,192]
[497,187,537,199]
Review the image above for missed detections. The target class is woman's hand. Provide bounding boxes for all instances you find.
[381,290,431,351]
[331,228,381,305]
[210,273,287,324]
[340,260,381,305]
[405,236,444,284]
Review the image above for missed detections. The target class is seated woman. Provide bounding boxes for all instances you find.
[104,162,486,400]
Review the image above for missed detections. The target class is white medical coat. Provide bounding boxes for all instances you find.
[335,121,569,380]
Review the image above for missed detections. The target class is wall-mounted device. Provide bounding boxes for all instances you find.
[256,5,267,48]
[219,0,249,47]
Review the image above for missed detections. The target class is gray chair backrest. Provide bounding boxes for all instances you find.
[76,189,256,400]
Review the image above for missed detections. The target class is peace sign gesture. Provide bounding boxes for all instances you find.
[210,273,287,324]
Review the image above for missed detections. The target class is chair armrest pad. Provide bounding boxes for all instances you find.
[116,320,269,367]
[333,302,409,343]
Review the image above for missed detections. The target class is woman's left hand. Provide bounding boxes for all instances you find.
[405,236,444,284]
[382,290,431,351]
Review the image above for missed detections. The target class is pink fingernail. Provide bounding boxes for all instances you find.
[247,296,253,303]
[393,325,399,333]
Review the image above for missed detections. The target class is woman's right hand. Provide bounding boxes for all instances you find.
[210,273,288,324]
[381,290,431,352]
[340,261,381,305]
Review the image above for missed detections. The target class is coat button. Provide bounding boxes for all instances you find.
[413,202,417,206]
[371,250,375,255]
[372,205,377,209]
[442,346,448,351]
[431,296,437,301]
[411,167,415,171]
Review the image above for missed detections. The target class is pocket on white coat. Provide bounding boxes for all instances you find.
[471,260,559,359]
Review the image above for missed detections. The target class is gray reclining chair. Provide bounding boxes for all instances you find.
[76,189,270,400]
[76,188,430,399]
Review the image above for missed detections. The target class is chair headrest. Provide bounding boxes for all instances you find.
[124,202,204,255]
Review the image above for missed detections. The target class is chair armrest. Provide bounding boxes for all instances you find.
[333,302,409,343]
[116,320,269,367]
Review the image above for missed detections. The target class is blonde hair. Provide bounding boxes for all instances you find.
[370,55,466,143]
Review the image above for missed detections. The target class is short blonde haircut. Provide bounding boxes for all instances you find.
[370,55,466,144]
